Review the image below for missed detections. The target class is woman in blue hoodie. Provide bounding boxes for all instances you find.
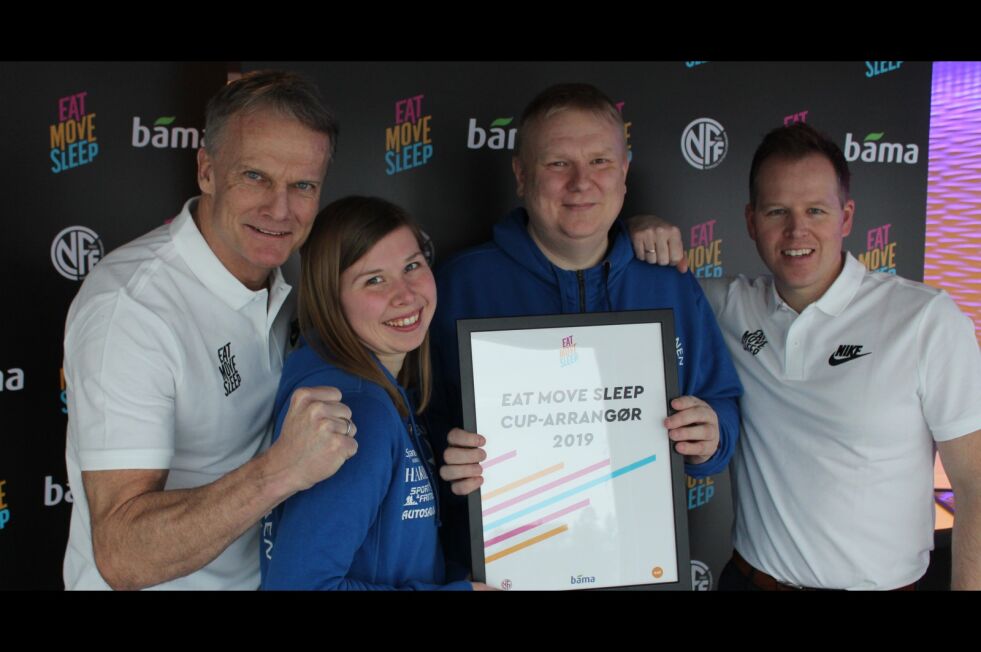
[260,196,480,590]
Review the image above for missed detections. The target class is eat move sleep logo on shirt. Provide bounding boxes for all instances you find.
[217,342,242,396]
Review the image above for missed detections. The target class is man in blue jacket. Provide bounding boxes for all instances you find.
[430,83,742,568]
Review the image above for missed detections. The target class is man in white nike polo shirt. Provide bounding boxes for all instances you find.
[630,123,981,590]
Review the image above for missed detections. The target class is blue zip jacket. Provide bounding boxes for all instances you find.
[429,207,742,478]
[260,341,471,591]
[427,208,742,571]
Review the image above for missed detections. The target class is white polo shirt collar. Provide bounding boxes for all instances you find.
[767,251,865,319]
[170,197,292,318]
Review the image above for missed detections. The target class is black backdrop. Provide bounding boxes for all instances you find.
[0,61,933,590]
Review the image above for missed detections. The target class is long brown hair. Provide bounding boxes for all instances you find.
[298,196,431,418]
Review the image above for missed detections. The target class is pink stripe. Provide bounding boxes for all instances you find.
[484,499,590,548]
[483,458,611,516]
[482,449,517,469]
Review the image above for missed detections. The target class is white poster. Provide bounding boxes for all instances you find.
[468,320,681,590]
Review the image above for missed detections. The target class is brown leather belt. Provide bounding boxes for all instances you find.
[731,550,916,591]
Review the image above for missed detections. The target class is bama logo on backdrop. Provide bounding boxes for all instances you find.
[132,116,203,149]
[843,132,919,164]
[467,116,516,151]
[385,94,433,175]
[44,476,74,507]
[1,367,24,392]
[49,91,99,174]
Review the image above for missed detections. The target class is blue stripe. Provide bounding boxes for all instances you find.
[483,454,658,532]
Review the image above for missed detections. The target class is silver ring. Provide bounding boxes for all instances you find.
[644,248,657,254]
[340,417,353,437]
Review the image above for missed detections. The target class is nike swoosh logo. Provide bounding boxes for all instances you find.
[828,352,872,366]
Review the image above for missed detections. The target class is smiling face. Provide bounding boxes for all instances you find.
[195,108,331,290]
[339,226,436,377]
[746,153,855,313]
[513,108,629,269]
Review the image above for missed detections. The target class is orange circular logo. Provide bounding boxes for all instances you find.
[652,566,663,578]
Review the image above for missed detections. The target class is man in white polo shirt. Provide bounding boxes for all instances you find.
[629,123,981,589]
[63,71,359,590]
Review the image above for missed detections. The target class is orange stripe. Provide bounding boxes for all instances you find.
[483,463,565,500]
[485,525,568,564]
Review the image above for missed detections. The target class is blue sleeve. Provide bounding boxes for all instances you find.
[678,272,743,478]
[262,379,470,591]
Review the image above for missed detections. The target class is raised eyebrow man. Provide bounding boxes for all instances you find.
[628,122,981,590]
[62,71,359,590]
[428,82,743,570]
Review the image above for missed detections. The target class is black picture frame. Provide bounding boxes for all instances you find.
[458,310,691,591]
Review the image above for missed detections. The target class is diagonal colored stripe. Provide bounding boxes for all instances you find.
[483,458,611,516]
[483,454,658,532]
[484,499,589,548]
[481,449,517,469]
[483,462,565,500]
[485,525,569,564]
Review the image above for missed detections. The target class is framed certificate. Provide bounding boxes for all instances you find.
[458,311,691,591]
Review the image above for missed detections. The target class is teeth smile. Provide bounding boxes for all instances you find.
[385,313,420,327]
[251,226,289,236]
[783,249,814,257]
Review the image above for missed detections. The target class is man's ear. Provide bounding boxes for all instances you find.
[197,147,215,196]
[745,203,757,242]
[512,156,526,199]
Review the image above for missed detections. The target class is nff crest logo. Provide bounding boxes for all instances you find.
[681,118,728,170]
[51,226,103,281]
[691,559,713,591]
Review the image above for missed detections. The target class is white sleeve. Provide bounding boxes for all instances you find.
[917,291,981,442]
[65,290,182,470]
[696,276,731,318]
